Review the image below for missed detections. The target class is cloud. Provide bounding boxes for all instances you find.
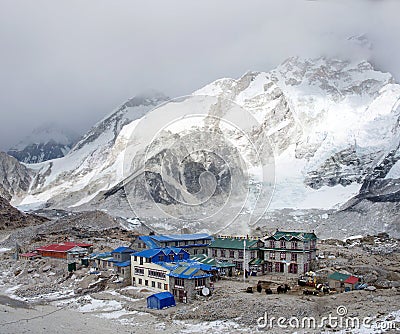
[0,0,399,150]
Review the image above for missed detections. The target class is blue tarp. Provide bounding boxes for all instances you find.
[147,292,176,309]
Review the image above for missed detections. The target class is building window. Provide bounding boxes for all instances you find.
[134,267,144,275]
[175,278,184,288]
[238,250,244,259]
[304,263,309,273]
[158,255,165,262]
[270,240,275,248]
[134,256,137,261]
[169,255,174,261]
[164,284,168,290]
[269,252,275,259]
[145,258,151,263]
[138,278,142,284]
[250,251,255,259]
[281,240,286,249]
[151,281,156,288]
[229,250,235,258]
[212,249,217,257]
[234,261,243,270]
[140,257,143,265]
[193,249,198,255]
[145,280,148,286]
[220,250,225,257]
[157,282,162,289]
[308,252,312,260]
[291,241,298,249]
[178,253,184,260]
[148,269,166,279]
[291,253,297,261]
[202,249,207,254]
[195,278,206,288]
[280,252,286,260]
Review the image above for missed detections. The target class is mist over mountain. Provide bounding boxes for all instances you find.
[7,123,79,164]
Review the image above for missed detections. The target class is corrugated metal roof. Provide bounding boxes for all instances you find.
[266,231,317,241]
[132,247,189,259]
[114,260,131,267]
[344,276,359,284]
[249,258,264,265]
[148,291,174,300]
[112,247,135,254]
[209,237,260,250]
[36,242,92,253]
[139,236,160,248]
[150,234,212,242]
[328,272,350,282]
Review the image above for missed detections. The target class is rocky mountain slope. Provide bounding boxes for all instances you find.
[0,196,48,230]
[0,152,33,201]
[7,123,79,164]
[4,58,400,236]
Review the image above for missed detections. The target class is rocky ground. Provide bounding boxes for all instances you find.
[0,196,48,231]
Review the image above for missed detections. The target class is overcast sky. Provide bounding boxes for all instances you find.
[0,0,399,150]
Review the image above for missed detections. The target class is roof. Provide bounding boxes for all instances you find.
[168,262,212,279]
[113,260,131,267]
[139,236,159,248]
[249,258,265,265]
[191,254,235,268]
[344,276,359,284]
[328,272,350,282]
[89,252,112,259]
[209,237,260,250]
[35,242,92,253]
[147,291,174,301]
[112,247,135,254]
[20,252,39,257]
[132,247,188,259]
[267,231,317,242]
[149,233,212,242]
[67,246,89,254]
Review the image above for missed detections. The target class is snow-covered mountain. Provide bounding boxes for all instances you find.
[14,90,170,210]
[6,58,400,236]
[7,123,79,163]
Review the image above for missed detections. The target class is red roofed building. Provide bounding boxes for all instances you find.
[35,242,92,259]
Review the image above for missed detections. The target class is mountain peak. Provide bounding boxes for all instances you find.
[7,123,79,164]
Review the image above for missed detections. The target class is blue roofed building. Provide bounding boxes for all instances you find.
[89,246,135,284]
[130,233,213,255]
[147,292,176,309]
[131,247,213,303]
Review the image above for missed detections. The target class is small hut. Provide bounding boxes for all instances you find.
[147,292,176,310]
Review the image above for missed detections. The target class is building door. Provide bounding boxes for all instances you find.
[275,262,284,273]
[176,289,186,303]
[289,263,298,274]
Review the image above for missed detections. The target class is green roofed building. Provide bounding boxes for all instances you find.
[208,236,265,274]
[261,230,318,276]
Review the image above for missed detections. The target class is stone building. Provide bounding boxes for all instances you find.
[261,230,318,275]
[207,236,264,273]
